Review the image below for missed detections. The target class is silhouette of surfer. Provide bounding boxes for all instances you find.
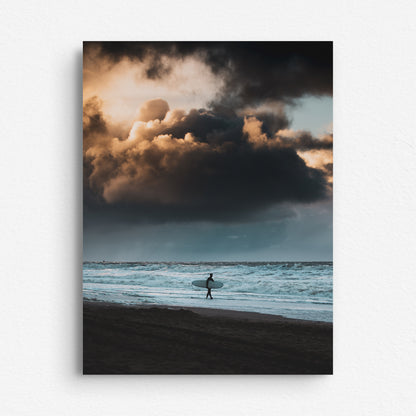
[206,273,214,299]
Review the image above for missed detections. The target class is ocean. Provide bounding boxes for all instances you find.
[83,261,333,322]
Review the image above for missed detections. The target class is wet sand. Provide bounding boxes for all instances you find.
[83,301,332,374]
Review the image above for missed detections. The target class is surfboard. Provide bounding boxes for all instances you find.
[192,280,224,289]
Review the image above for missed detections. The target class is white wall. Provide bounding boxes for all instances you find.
[1,0,416,414]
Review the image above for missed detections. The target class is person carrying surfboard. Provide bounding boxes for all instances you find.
[206,273,214,299]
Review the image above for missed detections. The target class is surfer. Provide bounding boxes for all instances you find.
[206,273,214,299]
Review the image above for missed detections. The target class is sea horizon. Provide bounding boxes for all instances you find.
[83,260,333,264]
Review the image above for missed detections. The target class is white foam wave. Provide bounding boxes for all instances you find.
[83,262,333,322]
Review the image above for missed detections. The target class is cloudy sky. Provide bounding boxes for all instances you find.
[83,42,333,261]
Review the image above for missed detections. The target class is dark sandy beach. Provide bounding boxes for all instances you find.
[83,301,332,374]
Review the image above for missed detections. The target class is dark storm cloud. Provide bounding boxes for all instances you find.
[82,96,108,146]
[253,110,291,136]
[323,163,333,176]
[83,98,331,224]
[84,41,332,109]
[276,131,333,151]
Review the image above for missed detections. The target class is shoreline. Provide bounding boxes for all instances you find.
[84,299,332,325]
[83,300,332,374]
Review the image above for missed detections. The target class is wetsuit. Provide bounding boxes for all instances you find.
[206,276,214,299]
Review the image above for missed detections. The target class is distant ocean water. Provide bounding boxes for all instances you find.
[83,262,333,322]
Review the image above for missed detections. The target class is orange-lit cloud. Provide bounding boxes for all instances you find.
[83,42,332,223]
[83,98,332,221]
[83,49,223,127]
[84,42,332,110]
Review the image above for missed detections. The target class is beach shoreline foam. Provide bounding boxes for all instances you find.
[83,300,332,374]
[83,261,333,322]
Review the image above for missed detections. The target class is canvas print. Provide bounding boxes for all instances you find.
[83,41,333,374]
